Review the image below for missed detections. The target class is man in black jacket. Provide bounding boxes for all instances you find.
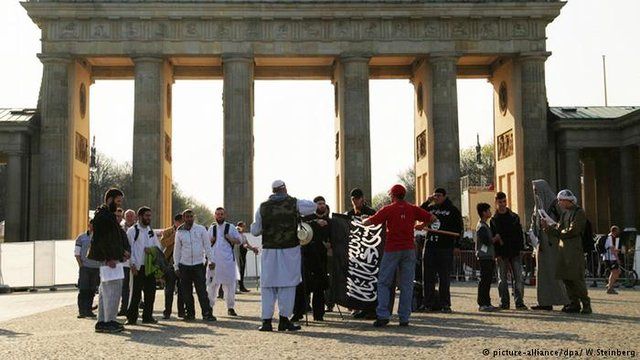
[293,196,331,322]
[88,188,131,333]
[489,192,527,310]
[420,188,463,313]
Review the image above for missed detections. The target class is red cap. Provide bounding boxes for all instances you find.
[389,184,406,198]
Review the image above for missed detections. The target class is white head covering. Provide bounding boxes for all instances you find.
[557,189,577,204]
[271,180,286,190]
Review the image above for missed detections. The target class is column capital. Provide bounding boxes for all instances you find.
[339,53,372,63]
[428,52,460,63]
[222,53,254,64]
[37,53,73,64]
[518,51,551,62]
[132,55,165,64]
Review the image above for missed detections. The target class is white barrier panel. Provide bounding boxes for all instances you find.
[34,241,56,287]
[55,240,77,285]
[243,233,262,278]
[0,242,34,288]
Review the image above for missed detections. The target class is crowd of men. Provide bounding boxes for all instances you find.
[75,178,612,333]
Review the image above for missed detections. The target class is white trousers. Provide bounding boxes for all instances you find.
[261,286,296,320]
[207,281,236,311]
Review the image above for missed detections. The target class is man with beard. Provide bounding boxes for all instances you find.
[88,188,131,333]
[126,206,162,325]
[118,208,136,316]
[161,213,186,319]
[292,196,331,322]
[420,188,463,313]
[74,219,100,319]
[251,180,316,332]
[206,207,243,317]
[174,209,217,322]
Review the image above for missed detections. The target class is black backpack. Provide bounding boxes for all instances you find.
[595,234,608,254]
[581,218,595,254]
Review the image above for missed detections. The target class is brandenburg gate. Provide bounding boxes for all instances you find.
[17,0,563,241]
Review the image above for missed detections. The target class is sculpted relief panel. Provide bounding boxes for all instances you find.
[46,17,545,43]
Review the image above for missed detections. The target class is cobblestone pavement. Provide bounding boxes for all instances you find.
[0,283,638,359]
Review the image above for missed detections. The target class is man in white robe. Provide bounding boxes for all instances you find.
[251,180,316,332]
[207,207,243,316]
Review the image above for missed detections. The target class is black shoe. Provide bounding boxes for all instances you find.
[581,299,592,314]
[177,312,185,319]
[278,316,301,331]
[314,316,324,322]
[227,309,238,317]
[91,305,98,311]
[424,306,441,313]
[291,314,303,322]
[162,312,171,320]
[531,305,553,311]
[399,321,409,327]
[103,321,123,333]
[77,314,87,319]
[259,319,273,332]
[239,287,251,293]
[117,310,127,317]
[515,304,528,311]
[373,318,389,328]
[561,304,581,313]
[499,304,510,310]
[441,307,452,313]
[183,315,195,322]
[125,319,137,325]
[142,317,158,324]
[204,314,217,322]
[94,321,108,333]
[108,321,124,332]
[352,310,366,319]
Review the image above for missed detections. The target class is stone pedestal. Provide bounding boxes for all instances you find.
[5,152,25,242]
[334,55,371,212]
[132,56,173,228]
[430,54,461,208]
[222,55,254,224]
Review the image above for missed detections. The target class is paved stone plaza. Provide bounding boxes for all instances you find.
[0,283,638,359]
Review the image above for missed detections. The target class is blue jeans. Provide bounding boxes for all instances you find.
[496,256,524,307]
[376,249,416,323]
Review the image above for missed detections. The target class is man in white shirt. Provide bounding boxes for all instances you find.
[603,226,622,294]
[251,180,316,332]
[174,209,217,322]
[125,207,162,324]
[207,208,243,316]
[118,208,136,316]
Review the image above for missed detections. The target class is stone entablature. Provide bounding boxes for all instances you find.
[24,1,562,56]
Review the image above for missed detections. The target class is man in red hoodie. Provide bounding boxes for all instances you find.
[363,184,436,327]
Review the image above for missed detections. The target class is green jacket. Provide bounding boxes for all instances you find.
[545,206,586,281]
[145,247,168,279]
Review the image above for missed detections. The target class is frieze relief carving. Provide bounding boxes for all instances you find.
[47,18,545,43]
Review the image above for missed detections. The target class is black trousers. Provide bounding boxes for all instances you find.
[238,246,248,288]
[423,247,453,309]
[179,263,212,318]
[477,259,495,306]
[120,267,130,313]
[164,267,185,316]
[293,280,326,320]
[127,266,156,322]
[77,267,100,315]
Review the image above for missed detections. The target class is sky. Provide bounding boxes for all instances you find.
[1,0,639,212]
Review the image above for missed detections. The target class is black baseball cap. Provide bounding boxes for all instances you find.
[350,188,364,198]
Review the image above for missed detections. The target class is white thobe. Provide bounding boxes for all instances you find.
[206,222,242,285]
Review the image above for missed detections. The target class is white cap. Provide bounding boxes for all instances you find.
[557,189,577,204]
[271,180,286,190]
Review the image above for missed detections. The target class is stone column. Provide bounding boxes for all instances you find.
[222,55,254,224]
[559,148,582,206]
[430,54,461,208]
[36,54,73,240]
[334,55,371,212]
[519,52,550,224]
[5,152,25,242]
[132,56,172,228]
[619,145,638,228]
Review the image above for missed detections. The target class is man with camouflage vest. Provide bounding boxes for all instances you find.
[251,180,316,332]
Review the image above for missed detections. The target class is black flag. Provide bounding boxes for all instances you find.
[330,213,385,310]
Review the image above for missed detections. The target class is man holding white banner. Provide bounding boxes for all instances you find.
[363,184,435,327]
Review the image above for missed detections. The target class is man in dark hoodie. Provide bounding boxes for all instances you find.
[489,192,527,310]
[88,188,131,333]
[420,188,463,313]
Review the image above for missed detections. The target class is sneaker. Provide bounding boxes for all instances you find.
[259,319,273,332]
[104,321,123,333]
[142,317,158,324]
[515,304,528,311]
[227,308,238,317]
[278,316,301,331]
[479,305,498,312]
[94,321,108,333]
[441,307,452,314]
[204,314,217,322]
[606,288,618,295]
[373,318,389,328]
